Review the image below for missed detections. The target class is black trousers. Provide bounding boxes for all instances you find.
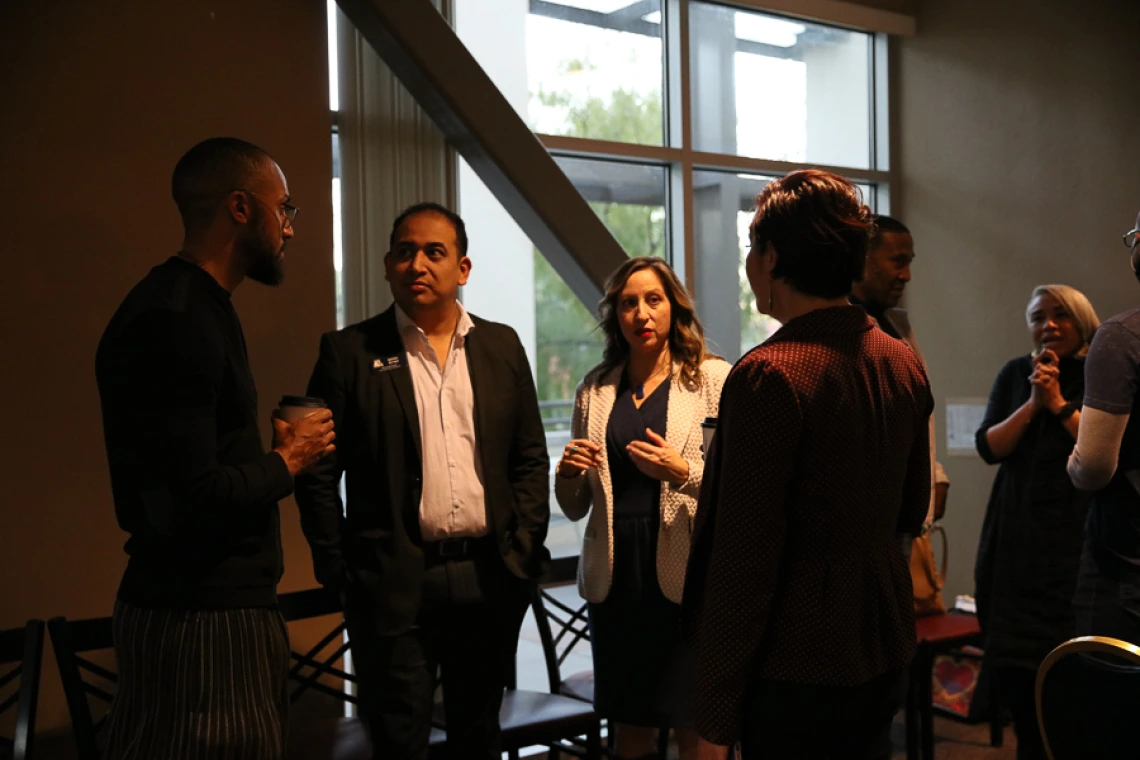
[738,668,907,760]
[103,601,290,760]
[1073,542,1140,647]
[991,665,1045,760]
[345,551,531,760]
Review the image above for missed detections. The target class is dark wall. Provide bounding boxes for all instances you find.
[0,0,336,735]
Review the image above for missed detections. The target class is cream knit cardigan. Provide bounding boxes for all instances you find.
[555,358,731,604]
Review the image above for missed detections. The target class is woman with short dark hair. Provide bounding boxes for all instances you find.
[556,256,730,760]
[683,170,934,760]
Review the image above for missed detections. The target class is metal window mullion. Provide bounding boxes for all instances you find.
[677,0,695,293]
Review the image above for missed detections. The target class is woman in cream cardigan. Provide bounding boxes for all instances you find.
[555,256,730,760]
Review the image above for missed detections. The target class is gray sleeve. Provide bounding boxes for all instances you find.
[1084,322,1140,414]
[1068,407,1130,491]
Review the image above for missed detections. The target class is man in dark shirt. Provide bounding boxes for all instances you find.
[1068,210,1140,647]
[851,214,950,526]
[95,137,335,760]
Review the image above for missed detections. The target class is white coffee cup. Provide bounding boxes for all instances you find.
[701,416,717,457]
[277,395,327,423]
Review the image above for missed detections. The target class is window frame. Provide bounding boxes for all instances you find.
[528,0,894,294]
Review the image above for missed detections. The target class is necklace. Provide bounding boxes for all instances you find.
[633,361,671,400]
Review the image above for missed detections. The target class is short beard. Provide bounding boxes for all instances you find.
[247,249,284,286]
[243,208,284,287]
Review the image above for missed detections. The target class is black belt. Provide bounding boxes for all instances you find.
[422,535,493,563]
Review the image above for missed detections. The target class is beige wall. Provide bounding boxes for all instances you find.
[0,0,335,739]
[898,0,1140,601]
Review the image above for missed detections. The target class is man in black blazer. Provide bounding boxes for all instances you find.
[294,202,550,759]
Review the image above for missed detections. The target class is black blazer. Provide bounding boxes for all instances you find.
[294,306,551,634]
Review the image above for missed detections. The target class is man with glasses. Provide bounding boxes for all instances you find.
[1067,212,1140,649]
[95,137,335,759]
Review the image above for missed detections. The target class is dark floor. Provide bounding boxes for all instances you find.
[648,712,1019,759]
[888,712,1016,760]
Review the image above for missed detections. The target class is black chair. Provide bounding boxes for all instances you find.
[532,557,594,703]
[531,557,669,760]
[277,586,447,760]
[49,596,442,760]
[1035,635,1140,760]
[429,555,602,759]
[48,615,115,760]
[0,620,45,760]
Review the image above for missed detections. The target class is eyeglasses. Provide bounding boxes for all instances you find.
[236,189,298,226]
[1124,227,1140,250]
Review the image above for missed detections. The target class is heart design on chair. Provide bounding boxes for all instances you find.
[932,655,980,717]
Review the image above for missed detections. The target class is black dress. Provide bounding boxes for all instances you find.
[587,376,690,726]
[974,355,1089,759]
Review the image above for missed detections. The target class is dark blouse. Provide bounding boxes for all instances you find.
[974,354,1089,669]
[606,376,671,519]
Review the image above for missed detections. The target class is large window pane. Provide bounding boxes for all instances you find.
[693,171,877,361]
[692,171,780,361]
[458,0,665,146]
[458,160,601,564]
[689,3,872,169]
[553,155,668,259]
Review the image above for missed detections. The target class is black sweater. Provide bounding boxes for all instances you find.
[96,257,294,609]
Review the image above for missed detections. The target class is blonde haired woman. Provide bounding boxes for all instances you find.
[555,257,730,760]
[974,284,1100,760]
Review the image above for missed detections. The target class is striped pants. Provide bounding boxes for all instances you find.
[103,601,290,760]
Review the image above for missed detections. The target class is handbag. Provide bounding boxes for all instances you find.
[911,523,947,617]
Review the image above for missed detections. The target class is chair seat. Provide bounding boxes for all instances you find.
[288,717,371,760]
[916,613,981,647]
[561,670,594,703]
[287,716,447,760]
[432,689,598,748]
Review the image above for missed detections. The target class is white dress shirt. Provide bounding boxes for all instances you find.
[395,303,488,540]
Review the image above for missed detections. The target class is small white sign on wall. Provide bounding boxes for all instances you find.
[945,398,988,456]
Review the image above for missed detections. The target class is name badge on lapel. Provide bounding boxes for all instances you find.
[371,355,404,374]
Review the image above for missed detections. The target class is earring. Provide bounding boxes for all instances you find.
[767,279,774,314]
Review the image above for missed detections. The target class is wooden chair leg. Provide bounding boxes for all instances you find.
[587,722,602,760]
[990,712,1003,747]
[919,650,935,760]
[905,663,920,760]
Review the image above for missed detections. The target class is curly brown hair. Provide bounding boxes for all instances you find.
[594,257,715,389]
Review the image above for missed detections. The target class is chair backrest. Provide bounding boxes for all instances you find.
[530,556,587,694]
[277,587,358,708]
[48,616,115,760]
[0,620,45,760]
[51,592,353,759]
[1036,635,1140,760]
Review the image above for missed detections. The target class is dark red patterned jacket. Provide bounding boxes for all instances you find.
[682,305,933,745]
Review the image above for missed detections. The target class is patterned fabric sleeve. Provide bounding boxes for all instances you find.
[689,357,803,746]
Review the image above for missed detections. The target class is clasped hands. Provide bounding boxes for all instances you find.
[1028,349,1066,415]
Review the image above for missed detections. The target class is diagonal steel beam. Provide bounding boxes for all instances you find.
[335,0,627,307]
[607,0,660,25]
